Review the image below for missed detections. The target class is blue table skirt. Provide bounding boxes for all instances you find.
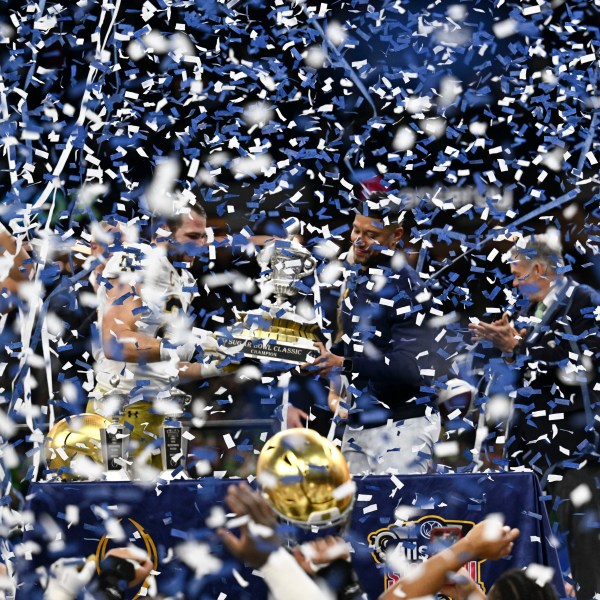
[18,471,565,599]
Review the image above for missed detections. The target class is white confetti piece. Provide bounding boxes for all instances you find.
[570,484,592,507]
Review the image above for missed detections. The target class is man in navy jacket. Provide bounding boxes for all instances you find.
[470,233,600,600]
[313,193,441,475]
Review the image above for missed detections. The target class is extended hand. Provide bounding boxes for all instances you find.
[460,518,519,561]
[438,567,486,600]
[217,483,281,568]
[161,329,235,363]
[287,405,310,428]
[293,536,351,576]
[302,343,343,377]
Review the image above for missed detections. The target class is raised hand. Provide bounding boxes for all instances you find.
[293,536,351,576]
[217,483,281,568]
[459,518,520,561]
[379,518,519,600]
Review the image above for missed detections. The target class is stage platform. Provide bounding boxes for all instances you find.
[19,472,565,598]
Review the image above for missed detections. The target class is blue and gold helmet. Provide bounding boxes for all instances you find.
[257,429,355,529]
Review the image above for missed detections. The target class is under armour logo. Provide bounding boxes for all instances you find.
[127,411,139,419]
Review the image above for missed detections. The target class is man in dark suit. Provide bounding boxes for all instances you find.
[470,233,600,600]
[311,192,441,475]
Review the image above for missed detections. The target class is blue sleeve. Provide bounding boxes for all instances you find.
[331,339,346,356]
[351,314,429,387]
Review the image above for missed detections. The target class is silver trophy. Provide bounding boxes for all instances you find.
[218,222,324,365]
[161,419,187,471]
[100,424,126,471]
[259,240,317,306]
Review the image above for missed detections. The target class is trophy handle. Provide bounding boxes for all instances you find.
[297,255,317,279]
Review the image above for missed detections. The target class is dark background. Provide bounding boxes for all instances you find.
[0,0,599,481]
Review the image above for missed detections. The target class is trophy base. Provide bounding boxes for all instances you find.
[100,424,128,473]
[161,422,188,471]
[218,336,318,364]
[218,308,324,366]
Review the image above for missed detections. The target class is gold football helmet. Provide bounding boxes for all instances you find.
[45,413,110,478]
[256,428,355,528]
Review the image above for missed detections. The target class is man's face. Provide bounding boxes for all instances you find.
[350,214,402,266]
[510,257,549,302]
[90,222,122,276]
[170,211,208,264]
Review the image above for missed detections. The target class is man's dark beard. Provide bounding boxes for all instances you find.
[360,250,385,268]
[167,242,206,267]
[167,246,192,265]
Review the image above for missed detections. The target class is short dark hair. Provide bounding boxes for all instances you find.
[490,569,559,600]
[165,203,207,233]
[358,191,405,225]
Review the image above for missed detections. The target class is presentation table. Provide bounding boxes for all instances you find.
[19,471,565,598]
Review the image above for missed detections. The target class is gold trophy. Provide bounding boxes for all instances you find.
[45,413,110,480]
[218,223,324,365]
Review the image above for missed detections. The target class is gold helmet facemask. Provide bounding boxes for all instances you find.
[256,428,355,529]
[44,413,110,479]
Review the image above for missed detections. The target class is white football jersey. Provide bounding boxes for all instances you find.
[93,243,197,397]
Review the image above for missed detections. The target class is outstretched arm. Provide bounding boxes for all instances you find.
[379,519,519,600]
[101,279,227,380]
[309,316,426,388]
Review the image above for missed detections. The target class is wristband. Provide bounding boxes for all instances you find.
[342,358,353,375]
[159,340,172,362]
